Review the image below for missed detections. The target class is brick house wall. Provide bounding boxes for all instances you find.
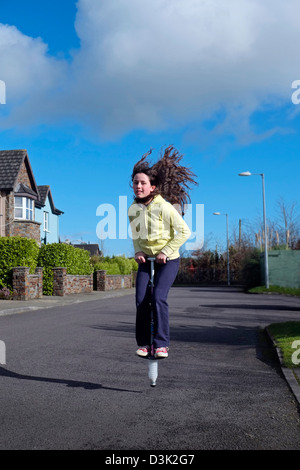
[11,220,41,244]
[18,161,32,188]
[4,161,42,243]
[4,192,13,237]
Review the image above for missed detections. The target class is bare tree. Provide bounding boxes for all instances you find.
[275,198,300,249]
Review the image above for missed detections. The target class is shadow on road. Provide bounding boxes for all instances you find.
[201,303,300,312]
[0,366,142,394]
[91,320,281,375]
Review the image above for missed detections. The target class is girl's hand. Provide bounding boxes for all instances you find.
[135,252,147,264]
[156,252,167,264]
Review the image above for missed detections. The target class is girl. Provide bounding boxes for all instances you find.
[128,146,197,358]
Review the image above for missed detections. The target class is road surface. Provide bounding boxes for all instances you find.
[0,286,299,450]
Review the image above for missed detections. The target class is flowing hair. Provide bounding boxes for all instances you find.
[131,145,197,214]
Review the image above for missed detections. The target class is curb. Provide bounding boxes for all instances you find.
[265,327,300,407]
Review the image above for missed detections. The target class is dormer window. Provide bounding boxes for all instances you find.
[14,196,34,221]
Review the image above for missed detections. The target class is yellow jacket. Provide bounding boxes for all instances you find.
[128,194,191,260]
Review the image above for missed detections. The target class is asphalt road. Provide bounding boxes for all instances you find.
[0,286,299,451]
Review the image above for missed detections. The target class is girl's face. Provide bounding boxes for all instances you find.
[133,173,156,199]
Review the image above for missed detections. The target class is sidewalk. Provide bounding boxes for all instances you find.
[0,288,135,317]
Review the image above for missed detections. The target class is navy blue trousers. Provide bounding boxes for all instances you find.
[135,258,180,348]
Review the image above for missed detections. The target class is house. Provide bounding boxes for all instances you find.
[0,149,63,245]
[35,185,63,244]
[73,243,102,256]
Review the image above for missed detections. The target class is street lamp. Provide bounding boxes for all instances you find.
[213,212,230,286]
[238,171,269,288]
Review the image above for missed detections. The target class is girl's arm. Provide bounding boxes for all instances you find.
[160,205,191,258]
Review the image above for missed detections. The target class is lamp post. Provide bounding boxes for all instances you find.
[238,171,269,288]
[213,212,230,286]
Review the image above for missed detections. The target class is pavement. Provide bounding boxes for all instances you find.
[0,287,300,408]
[0,288,136,317]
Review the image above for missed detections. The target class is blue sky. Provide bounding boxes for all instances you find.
[0,0,299,256]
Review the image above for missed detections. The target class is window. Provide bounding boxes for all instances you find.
[43,211,49,232]
[14,197,34,220]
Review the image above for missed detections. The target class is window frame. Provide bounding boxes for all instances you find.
[43,211,49,232]
[14,196,34,221]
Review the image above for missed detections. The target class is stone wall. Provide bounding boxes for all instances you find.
[95,270,134,291]
[12,266,43,300]
[53,267,93,296]
[10,267,135,300]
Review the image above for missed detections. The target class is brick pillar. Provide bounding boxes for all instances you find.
[95,270,107,291]
[35,267,43,299]
[13,267,30,300]
[53,267,67,296]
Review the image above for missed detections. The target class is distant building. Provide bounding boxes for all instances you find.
[73,243,102,256]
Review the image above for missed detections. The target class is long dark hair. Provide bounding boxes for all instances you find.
[131,145,197,214]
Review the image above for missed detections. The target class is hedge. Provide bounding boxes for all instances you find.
[0,238,136,295]
[0,237,39,290]
[38,243,93,295]
[92,256,138,275]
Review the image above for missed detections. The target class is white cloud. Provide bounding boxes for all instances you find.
[0,25,62,94]
[1,0,300,139]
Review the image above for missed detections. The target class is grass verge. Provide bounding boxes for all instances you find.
[249,285,300,296]
[267,322,300,368]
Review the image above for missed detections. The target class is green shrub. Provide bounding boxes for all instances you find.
[38,243,93,295]
[0,237,39,290]
[129,257,138,272]
[93,256,138,275]
[241,248,261,289]
[113,256,138,274]
[93,261,121,275]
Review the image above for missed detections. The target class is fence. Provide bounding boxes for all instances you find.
[261,250,300,288]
